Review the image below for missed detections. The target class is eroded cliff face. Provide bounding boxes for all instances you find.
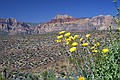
[35,14,116,33]
[0,18,34,34]
[0,14,117,35]
[90,15,114,30]
[0,18,17,32]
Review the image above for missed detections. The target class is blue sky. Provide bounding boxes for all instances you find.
[0,0,119,23]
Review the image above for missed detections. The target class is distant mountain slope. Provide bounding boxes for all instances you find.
[0,14,118,35]
[0,18,33,35]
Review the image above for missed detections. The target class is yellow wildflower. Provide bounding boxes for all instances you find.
[86,34,91,38]
[94,42,100,46]
[73,35,79,40]
[116,19,120,24]
[104,54,107,57]
[59,30,65,35]
[92,49,98,53]
[70,47,76,52]
[82,43,89,47]
[64,32,71,37]
[71,57,74,60]
[118,27,120,31]
[56,40,61,43]
[78,76,85,80]
[102,48,109,53]
[57,35,63,39]
[65,38,72,42]
[80,38,83,42]
[90,46,95,49]
[69,36,74,40]
[72,42,78,46]
[66,42,70,45]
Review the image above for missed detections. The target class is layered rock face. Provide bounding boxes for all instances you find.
[35,14,117,33]
[0,18,34,35]
[90,15,116,30]
[0,14,117,35]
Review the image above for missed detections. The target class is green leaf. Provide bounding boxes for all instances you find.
[116,12,120,15]
[117,8,120,10]
[117,72,120,78]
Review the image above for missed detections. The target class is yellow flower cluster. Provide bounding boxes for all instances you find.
[56,30,66,43]
[86,34,91,38]
[64,32,71,36]
[90,42,100,53]
[56,29,115,80]
[82,43,89,47]
[118,27,120,31]
[90,46,95,49]
[59,30,65,35]
[94,42,100,47]
[57,35,63,39]
[72,42,78,46]
[73,35,79,40]
[78,77,85,80]
[92,49,98,53]
[56,30,109,54]
[80,38,83,42]
[69,39,78,52]
[65,38,72,42]
[70,47,77,53]
[102,48,109,53]
[69,35,79,52]
[56,39,61,43]
[56,30,79,53]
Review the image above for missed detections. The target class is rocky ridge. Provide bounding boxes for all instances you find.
[0,14,118,35]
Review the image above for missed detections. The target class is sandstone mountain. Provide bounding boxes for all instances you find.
[0,14,118,35]
[0,18,34,35]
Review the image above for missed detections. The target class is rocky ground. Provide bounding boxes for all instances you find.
[0,33,75,79]
[0,30,118,80]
